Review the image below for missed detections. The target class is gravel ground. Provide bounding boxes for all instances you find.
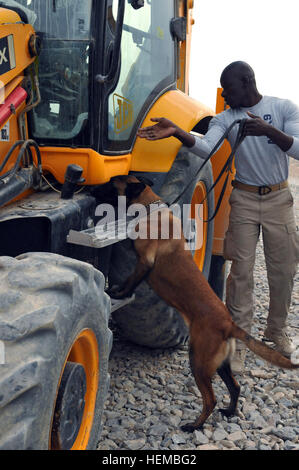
[98,176,299,452]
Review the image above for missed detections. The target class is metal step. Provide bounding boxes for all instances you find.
[67,219,137,311]
[109,294,135,313]
[67,216,136,248]
[67,202,169,249]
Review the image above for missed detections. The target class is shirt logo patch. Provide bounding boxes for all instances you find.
[263,114,274,144]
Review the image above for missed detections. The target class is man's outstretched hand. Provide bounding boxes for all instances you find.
[137,117,196,148]
[137,117,178,140]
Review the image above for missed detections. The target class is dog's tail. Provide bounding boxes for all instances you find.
[230,322,299,369]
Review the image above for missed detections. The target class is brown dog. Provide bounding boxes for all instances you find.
[103,175,298,432]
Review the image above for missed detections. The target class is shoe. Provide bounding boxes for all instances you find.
[231,349,246,374]
[263,330,295,357]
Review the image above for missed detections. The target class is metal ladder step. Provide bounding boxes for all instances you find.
[109,294,135,313]
[67,202,170,249]
[67,216,136,248]
[67,218,137,312]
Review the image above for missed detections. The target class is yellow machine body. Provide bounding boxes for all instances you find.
[0,1,232,253]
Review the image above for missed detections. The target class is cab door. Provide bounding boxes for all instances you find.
[99,0,176,155]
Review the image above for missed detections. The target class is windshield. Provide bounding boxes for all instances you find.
[2,0,92,143]
[1,1,176,152]
[106,0,175,149]
[2,0,92,39]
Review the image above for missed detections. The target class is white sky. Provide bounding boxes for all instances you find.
[189,0,299,111]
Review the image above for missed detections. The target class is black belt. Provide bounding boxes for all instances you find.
[232,180,288,195]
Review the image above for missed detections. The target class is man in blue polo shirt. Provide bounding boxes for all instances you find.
[137,61,299,373]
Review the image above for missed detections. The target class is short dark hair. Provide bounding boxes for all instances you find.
[221,61,256,84]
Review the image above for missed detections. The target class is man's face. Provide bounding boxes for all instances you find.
[220,74,246,109]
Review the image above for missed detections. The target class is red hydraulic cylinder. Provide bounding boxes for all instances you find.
[0,86,27,128]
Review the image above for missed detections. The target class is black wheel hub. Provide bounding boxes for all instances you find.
[51,362,87,450]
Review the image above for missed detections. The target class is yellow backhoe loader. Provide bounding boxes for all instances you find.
[0,0,232,449]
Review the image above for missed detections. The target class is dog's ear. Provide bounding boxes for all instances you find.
[125,182,146,200]
[136,176,154,187]
[90,181,118,205]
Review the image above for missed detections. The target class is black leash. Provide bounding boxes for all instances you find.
[169,118,247,222]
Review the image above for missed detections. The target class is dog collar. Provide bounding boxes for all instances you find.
[144,200,168,214]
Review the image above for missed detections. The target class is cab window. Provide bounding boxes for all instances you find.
[6,0,93,144]
[105,0,175,151]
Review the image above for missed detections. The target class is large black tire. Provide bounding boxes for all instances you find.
[109,147,215,348]
[0,252,112,450]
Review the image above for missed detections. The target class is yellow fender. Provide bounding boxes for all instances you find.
[40,89,231,254]
[131,89,214,172]
[40,89,214,184]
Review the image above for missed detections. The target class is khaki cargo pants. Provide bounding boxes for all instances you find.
[224,186,299,346]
